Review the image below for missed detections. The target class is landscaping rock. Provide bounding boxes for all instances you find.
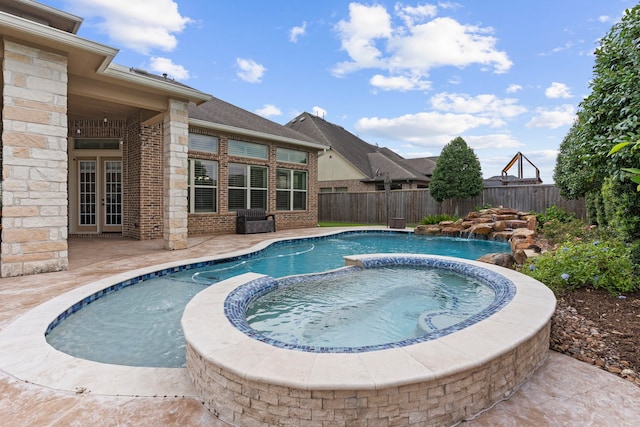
[477,253,516,269]
[415,207,546,266]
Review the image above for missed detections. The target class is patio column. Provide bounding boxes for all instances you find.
[1,40,69,277]
[162,98,189,250]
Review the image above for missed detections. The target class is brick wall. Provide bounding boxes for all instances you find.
[187,126,319,235]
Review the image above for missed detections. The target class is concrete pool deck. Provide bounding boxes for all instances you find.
[1,227,639,426]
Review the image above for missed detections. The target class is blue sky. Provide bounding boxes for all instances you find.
[46,0,636,183]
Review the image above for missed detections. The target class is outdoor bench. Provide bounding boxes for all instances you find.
[236,209,276,234]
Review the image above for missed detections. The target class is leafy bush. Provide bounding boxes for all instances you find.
[539,218,596,246]
[537,206,593,245]
[524,238,636,295]
[419,214,459,225]
[537,205,576,224]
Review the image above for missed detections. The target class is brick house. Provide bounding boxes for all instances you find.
[0,1,324,277]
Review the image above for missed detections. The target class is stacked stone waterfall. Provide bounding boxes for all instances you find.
[414,208,540,268]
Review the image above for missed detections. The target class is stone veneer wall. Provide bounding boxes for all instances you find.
[162,99,189,250]
[186,322,550,426]
[1,40,68,277]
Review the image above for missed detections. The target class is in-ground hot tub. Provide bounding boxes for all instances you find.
[182,254,556,426]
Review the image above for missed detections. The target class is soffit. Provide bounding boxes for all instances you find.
[1,11,211,121]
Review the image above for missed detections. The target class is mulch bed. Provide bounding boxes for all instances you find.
[550,287,640,387]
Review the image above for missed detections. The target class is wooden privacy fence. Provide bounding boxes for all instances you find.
[318,185,586,225]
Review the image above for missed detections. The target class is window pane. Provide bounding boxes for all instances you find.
[228,189,246,211]
[74,138,120,150]
[293,192,306,210]
[250,167,267,188]
[276,169,290,189]
[228,140,268,159]
[276,190,290,210]
[293,171,307,190]
[189,134,218,153]
[194,161,216,186]
[228,163,247,187]
[276,148,307,164]
[194,188,216,212]
[250,189,267,209]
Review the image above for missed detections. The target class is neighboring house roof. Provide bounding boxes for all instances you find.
[189,99,326,149]
[286,112,433,182]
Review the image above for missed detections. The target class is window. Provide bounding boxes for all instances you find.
[189,133,218,153]
[228,140,268,159]
[276,169,307,211]
[276,147,307,164]
[74,138,120,150]
[188,159,218,213]
[228,163,268,210]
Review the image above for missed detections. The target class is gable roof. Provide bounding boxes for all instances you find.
[189,99,325,149]
[286,112,433,182]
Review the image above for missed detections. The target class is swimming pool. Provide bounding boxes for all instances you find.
[45,231,509,367]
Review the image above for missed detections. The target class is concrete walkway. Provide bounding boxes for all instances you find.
[1,228,639,426]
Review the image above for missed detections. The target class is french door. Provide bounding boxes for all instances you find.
[77,158,122,233]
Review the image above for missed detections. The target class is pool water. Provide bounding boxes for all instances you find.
[46,232,509,367]
[246,266,495,348]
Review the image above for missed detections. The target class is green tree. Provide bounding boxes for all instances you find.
[556,5,640,197]
[554,5,640,264]
[429,136,483,216]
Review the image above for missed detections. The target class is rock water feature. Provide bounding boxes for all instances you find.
[414,208,542,268]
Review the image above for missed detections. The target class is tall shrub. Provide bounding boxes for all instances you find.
[430,137,483,216]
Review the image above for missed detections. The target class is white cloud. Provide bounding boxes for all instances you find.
[526,104,576,129]
[545,82,572,99]
[67,0,191,54]
[332,3,393,76]
[332,3,512,90]
[255,104,282,117]
[463,134,524,150]
[236,58,266,83]
[394,3,438,27]
[430,92,527,119]
[148,57,189,80]
[312,106,328,118]
[354,112,496,145]
[370,74,431,91]
[289,21,307,43]
[506,84,522,93]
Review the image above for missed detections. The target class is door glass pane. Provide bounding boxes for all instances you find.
[78,160,96,226]
[104,161,122,226]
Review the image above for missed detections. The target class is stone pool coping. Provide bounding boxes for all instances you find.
[183,255,556,392]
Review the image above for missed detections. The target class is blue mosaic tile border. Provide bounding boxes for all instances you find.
[224,256,516,353]
[43,230,408,335]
